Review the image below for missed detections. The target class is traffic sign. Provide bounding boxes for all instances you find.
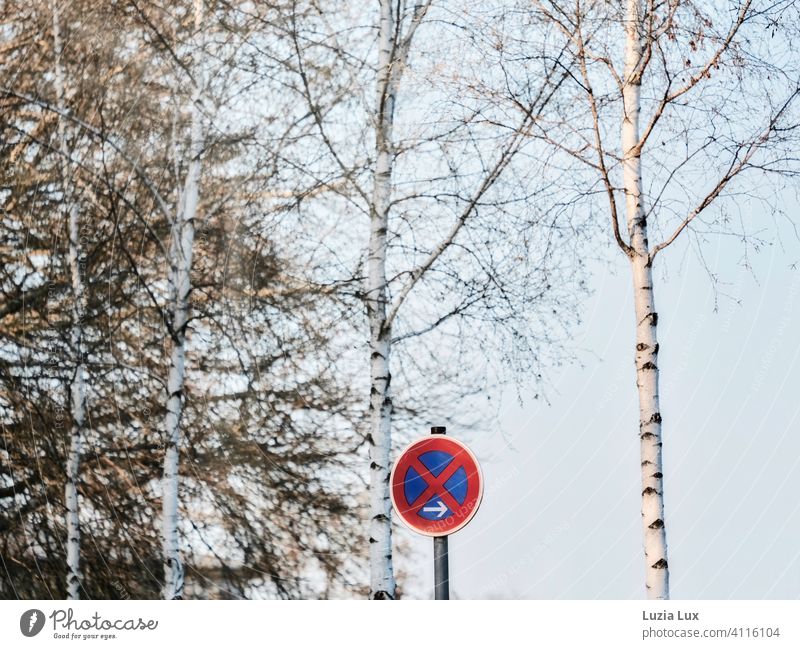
[390,435,483,537]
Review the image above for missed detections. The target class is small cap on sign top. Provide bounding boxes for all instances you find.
[430,426,446,435]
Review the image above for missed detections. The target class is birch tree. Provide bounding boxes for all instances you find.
[50,0,87,601]
[362,0,426,601]
[532,0,800,598]
[159,0,209,601]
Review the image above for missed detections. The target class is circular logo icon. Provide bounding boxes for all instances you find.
[20,609,45,637]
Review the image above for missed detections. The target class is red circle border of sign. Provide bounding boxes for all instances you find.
[389,436,483,537]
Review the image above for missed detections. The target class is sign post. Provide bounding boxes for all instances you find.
[433,537,449,599]
[390,425,483,600]
[431,427,449,600]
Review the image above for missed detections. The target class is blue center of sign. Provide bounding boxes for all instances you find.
[403,450,469,520]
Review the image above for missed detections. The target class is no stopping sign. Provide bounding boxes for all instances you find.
[390,436,483,537]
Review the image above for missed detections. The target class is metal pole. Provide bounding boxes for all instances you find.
[433,535,449,600]
[431,426,449,600]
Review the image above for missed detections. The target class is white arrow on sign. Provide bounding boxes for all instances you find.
[422,500,448,518]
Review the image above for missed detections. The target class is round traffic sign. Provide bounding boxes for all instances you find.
[390,435,483,537]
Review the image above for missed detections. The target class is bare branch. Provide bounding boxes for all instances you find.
[0,87,173,221]
[650,85,800,261]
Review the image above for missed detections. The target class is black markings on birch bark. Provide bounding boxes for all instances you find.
[372,590,393,600]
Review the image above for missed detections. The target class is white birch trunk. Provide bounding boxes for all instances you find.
[367,0,397,600]
[623,0,669,599]
[162,0,205,600]
[52,1,85,601]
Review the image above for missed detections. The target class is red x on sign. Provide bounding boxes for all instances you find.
[390,436,483,537]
